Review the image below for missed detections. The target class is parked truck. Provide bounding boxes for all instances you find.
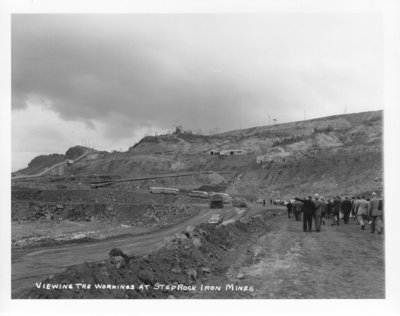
[209,193,224,209]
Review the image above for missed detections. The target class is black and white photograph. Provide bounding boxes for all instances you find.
[2,0,400,315]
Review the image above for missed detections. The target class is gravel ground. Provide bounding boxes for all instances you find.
[197,213,385,299]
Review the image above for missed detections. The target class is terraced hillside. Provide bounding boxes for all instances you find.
[14,110,383,199]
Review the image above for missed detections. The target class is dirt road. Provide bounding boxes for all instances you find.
[12,207,233,297]
[13,208,385,299]
[193,213,385,299]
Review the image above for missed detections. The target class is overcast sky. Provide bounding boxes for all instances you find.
[11,14,383,171]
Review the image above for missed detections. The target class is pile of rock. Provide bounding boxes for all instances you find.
[155,225,208,252]
[24,203,58,221]
[66,207,91,222]
[28,205,47,221]
[90,205,115,221]
[138,204,189,228]
[23,214,271,299]
[51,204,65,221]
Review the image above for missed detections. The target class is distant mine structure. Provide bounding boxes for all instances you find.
[210,149,247,157]
[172,125,193,135]
[256,151,292,164]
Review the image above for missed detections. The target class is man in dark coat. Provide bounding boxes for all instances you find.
[341,196,352,224]
[368,192,382,234]
[295,196,316,232]
[331,195,342,226]
[326,200,333,219]
[293,200,303,221]
[378,198,384,223]
[286,200,293,218]
[313,194,322,232]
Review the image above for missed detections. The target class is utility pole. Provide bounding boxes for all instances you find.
[344,104,347,114]
[304,109,306,121]
[268,114,270,126]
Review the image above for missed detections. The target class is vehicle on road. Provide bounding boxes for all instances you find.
[149,187,179,195]
[232,198,247,208]
[210,192,231,203]
[273,199,285,206]
[189,190,209,198]
[208,214,223,224]
[209,194,224,209]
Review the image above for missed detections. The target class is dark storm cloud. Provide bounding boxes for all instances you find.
[12,15,257,136]
[12,14,383,139]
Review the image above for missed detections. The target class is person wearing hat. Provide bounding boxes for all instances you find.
[331,195,342,226]
[326,199,333,219]
[293,199,303,221]
[313,194,322,232]
[352,196,361,223]
[368,192,382,234]
[357,196,369,230]
[295,196,316,232]
[320,197,327,226]
[341,196,352,224]
[286,200,293,219]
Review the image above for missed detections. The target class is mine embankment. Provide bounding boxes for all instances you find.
[12,186,209,248]
[21,209,276,299]
[12,203,201,248]
[11,187,178,204]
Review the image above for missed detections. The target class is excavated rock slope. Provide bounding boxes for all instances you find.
[15,110,383,199]
[22,214,271,299]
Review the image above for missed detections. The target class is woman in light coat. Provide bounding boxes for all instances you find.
[357,196,369,230]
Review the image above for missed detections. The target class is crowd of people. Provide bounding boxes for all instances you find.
[284,192,384,234]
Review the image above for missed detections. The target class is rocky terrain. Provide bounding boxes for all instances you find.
[19,208,384,299]
[11,110,384,299]
[11,186,203,248]
[14,110,383,199]
[20,212,272,299]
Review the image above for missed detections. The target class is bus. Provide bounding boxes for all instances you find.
[188,191,209,198]
[149,187,179,195]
